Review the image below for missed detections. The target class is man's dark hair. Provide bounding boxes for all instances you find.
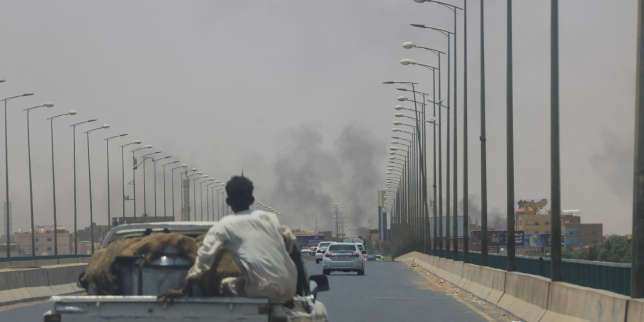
[225,176,255,212]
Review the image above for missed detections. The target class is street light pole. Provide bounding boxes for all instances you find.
[414,0,465,257]
[71,119,97,254]
[121,141,142,219]
[197,175,209,220]
[187,171,202,221]
[201,180,208,220]
[463,0,469,261]
[48,110,77,256]
[506,0,516,271]
[131,145,152,218]
[85,124,110,254]
[550,0,562,282]
[2,92,34,257]
[210,183,217,220]
[105,133,127,227]
[171,164,187,220]
[140,151,161,217]
[450,3,460,257]
[161,160,178,218]
[210,184,216,220]
[161,160,179,217]
[24,103,54,256]
[480,0,489,264]
[151,156,171,217]
[632,0,644,298]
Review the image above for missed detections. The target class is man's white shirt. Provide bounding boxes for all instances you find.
[187,209,297,302]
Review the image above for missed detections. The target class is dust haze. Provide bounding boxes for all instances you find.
[269,124,383,233]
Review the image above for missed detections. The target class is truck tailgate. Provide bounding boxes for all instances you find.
[47,295,271,322]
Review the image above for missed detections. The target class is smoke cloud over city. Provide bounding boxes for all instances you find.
[269,124,383,233]
[590,130,632,200]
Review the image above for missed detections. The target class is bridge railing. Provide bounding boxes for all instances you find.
[0,254,91,263]
[432,250,631,296]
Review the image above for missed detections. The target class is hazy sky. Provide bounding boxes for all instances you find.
[0,0,638,235]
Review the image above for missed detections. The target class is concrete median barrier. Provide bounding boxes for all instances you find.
[497,271,550,322]
[1,269,28,289]
[459,264,506,303]
[22,268,49,287]
[434,258,463,285]
[0,263,86,306]
[540,282,628,322]
[396,252,644,322]
[45,264,85,285]
[627,298,644,322]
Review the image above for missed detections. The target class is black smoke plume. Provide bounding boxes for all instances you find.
[270,124,382,232]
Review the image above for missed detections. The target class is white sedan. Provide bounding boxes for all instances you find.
[322,242,365,275]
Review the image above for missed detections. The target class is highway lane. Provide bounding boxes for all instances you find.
[307,259,486,322]
[0,300,50,321]
[0,261,485,321]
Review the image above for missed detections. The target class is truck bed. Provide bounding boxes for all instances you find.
[45,295,327,322]
[46,295,272,322]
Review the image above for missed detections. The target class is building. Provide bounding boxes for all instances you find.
[292,229,325,248]
[516,213,551,235]
[515,205,603,253]
[14,226,72,256]
[516,209,581,235]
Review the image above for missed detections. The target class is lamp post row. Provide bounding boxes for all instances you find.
[383,0,588,292]
[385,0,496,264]
[0,81,231,257]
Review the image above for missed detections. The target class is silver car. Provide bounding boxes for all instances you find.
[322,243,365,275]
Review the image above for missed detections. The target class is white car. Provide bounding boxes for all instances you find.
[315,241,332,263]
[322,243,365,276]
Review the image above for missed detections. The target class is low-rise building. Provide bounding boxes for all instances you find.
[14,226,72,256]
[516,213,551,235]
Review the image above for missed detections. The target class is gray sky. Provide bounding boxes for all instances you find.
[0,0,638,235]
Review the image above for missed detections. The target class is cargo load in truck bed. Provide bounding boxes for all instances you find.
[45,222,329,322]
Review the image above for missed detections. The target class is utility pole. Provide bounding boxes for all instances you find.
[335,206,340,240]
[480,0,489,264]
[506,0,516,271]
[632,0,644,298]
[550,0,562,282]
[462,0,470,262]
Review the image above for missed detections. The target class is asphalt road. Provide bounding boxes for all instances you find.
[0,300,50,321]
[307,259,485,322]
[0,261,485,322]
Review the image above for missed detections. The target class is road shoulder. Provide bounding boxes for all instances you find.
[401,259,522,322]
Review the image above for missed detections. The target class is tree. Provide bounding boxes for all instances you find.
[563,235,630,263]
[597,235,630,263]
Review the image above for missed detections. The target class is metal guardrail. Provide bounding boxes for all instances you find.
[431,250,631,296]
[0,254,91,263]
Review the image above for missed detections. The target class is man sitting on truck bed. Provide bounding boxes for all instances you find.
[179,175,297,302]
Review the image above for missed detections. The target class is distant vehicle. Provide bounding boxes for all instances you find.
[322,242,365,276]
[315,241,332,264]
[301,247,316,256]
[355,243,367,261]
[44,222,330,322]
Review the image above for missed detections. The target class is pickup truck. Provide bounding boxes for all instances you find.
[43,222,329,322]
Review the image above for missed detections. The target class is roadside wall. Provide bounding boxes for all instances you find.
[397,252,644,322]
[0,263,86,305]
[0,257,88,269]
